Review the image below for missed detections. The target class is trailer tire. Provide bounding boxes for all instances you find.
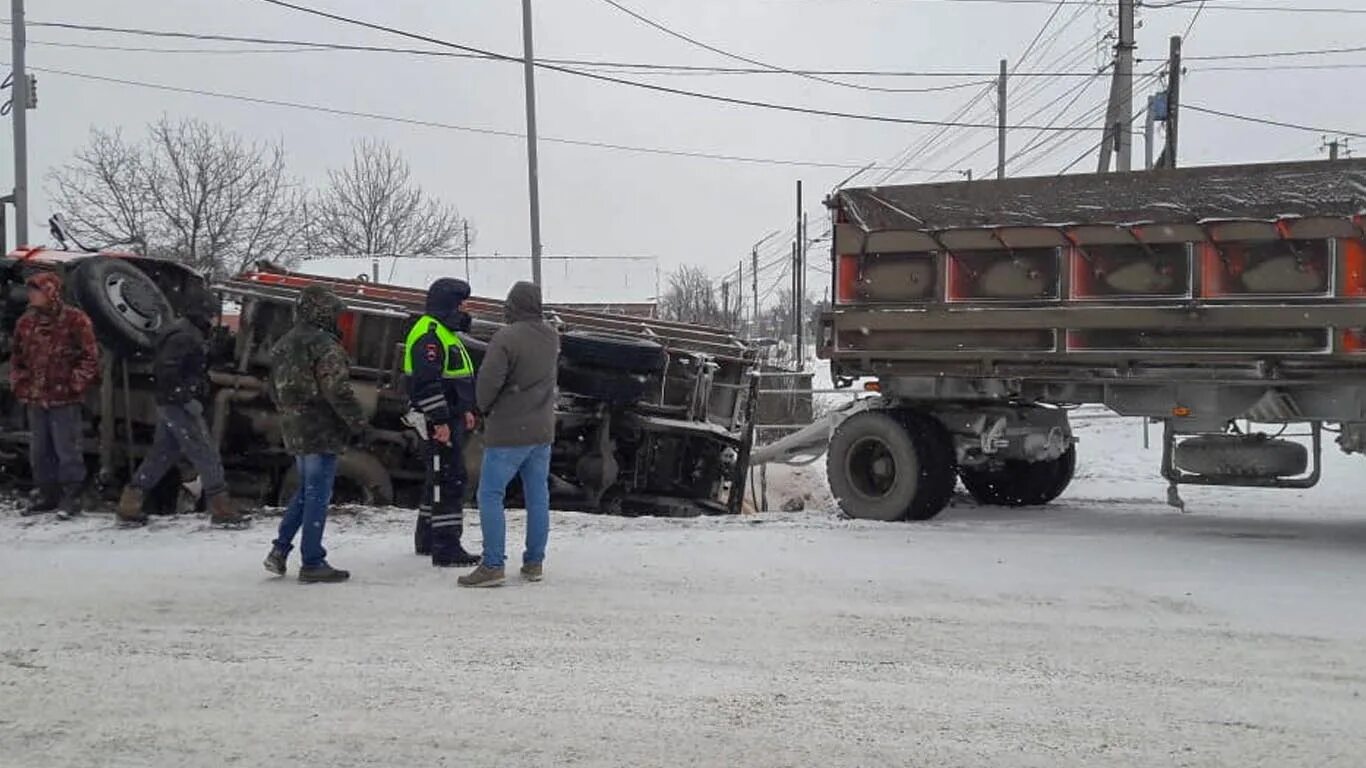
[827,410,955,522]
[70,257,175,354]
[561,332,667,374]
[899,411,958,521]
[1174,435,1306,478]
[960,446,1077,507]
[276,449,395,508]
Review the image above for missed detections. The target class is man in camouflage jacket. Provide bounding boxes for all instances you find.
[262,286,368,584]
[9,271,100,517]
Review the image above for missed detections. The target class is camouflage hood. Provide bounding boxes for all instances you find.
[296,285,344,336]
[25,271,64,316]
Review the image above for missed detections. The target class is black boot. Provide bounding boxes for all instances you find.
[23,485,60,516]
[56,484,83,520]
[298,563,351,583]
[414,509,432,556]
[432,532,480,568]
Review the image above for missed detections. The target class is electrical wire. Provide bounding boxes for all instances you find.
[1185,104,1366,139]
[594,0,934,93]
[248,0,1107,130]
[30,66,995,171]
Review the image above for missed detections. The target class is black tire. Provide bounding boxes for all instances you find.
[960,445,1077,507]
[827,410,956,522]
[561,331,667,374]
[1174,435,1306,478]
[276,449,395,508]
[900,411,958,521]
[558,365,649,405]
[70,257,175,354]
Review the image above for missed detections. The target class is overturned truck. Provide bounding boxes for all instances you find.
[761,159,1366,519]
[0,252,760,517]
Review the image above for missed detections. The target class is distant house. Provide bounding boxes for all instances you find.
[294,254,659,317]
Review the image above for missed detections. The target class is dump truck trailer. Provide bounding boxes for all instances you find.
[778,159,1366,520]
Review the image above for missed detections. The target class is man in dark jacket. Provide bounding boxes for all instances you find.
[459,281,560,588]
[404,278,480,567]
[263,286,368,584]
[116,293,249,528]
[10,271,100,518]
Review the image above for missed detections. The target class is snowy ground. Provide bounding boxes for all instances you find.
[4,414,1366,766]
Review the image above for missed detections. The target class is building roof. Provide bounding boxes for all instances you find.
[295,255,659,306]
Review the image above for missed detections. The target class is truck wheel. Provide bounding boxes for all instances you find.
[900,411,958,521]
[827,410,955,522]
[276,450,395,508]
[70,257,175,354]
[960,446,1076,507]
[560,332,667,374]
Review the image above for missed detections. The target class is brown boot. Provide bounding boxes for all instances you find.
[208,492,251,529]
[116,486,147,526]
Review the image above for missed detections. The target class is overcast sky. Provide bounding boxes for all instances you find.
[3,0,1364,304]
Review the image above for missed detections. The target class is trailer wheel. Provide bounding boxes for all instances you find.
[827,410,955,522]
[276,449,395,508]
[560,332,667,374]
[960,446,1077,507]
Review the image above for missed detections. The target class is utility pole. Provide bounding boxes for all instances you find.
[737,259,744,332]
[997,59,1008,180]
[520,0,543,286]
[1144,94,1156,170]
[10,0,29,246]
[463,220,471,280]
[1115,0,1135,172]
[1097,0,1135,173]
[1162,35,1182,169]
[794,181,804,362]
[1324,137,1349,161]
[721,280,731,326]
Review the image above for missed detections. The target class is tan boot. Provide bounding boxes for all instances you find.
[208,492,251,529]
[116,486,147,526]
[457,565,506,588]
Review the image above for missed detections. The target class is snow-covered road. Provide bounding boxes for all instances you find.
[3,416,1366,767]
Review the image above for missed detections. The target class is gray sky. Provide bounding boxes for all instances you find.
[4,0,1365,305]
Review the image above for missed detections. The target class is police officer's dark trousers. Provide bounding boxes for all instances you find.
[421,431,469,564]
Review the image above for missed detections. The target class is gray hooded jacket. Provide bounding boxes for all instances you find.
[476,282,560,447]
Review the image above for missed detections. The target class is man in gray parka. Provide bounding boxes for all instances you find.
[458,281,560,588]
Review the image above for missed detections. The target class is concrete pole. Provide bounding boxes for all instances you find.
[1144,95,1156,170]
[521,0,543,286]
[1164,36,1183,169]
[1116,0,1136,172]
[11,0,29,246]
[997,59,1008,180]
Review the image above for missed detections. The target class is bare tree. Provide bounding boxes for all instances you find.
[660,265,728,327]
[307,139,467,256]
[47,128,152,252]
[143,118,301,278]
[46,117,303,278]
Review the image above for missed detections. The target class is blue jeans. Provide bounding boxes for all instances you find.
[273,454,339,568]
[478,444,551,570]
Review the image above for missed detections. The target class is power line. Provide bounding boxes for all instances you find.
[1185,104,1366,139]
[28,66,980,171]
[594,0,928,93]
[1179,44,1366,61]
[248,0,1108,130]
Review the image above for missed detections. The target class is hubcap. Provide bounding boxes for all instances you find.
[847,436,898,499]
[104,274,164,332]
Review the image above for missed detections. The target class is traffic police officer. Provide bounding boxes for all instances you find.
[405,278,480,567]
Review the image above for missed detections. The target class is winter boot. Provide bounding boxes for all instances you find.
[298,563,351,584]
[116,486,148,527]
[414,509,432,556]
[208,492,252,530]
[432,540,480,568]
[520,563,544,583]
[263,547,288,576]
[56,484,83,521]
[22,485,60,516]
[457,564,506,588]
